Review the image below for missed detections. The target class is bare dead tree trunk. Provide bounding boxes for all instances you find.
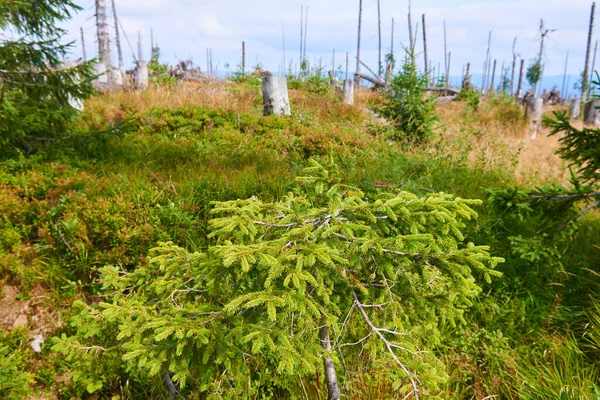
[343,79,355,104]
[262,75,291,116]
[242,42,246,76]
[300,6,304,65]
[95,0,111,71]
[510,37,517,96]
[377,0,382,76]
[151,29,154,55]
[499,60,505,92]
[517,58,525,98]
[80,27,87,62]
[589,40,598,98]
[462,62,471,89]
[408,0,414,64]
[482,31,492,93]
[584,99,600,126]
[583,2,596,101]
[525,98,543,139]
[356,0,363,85]
[422,14,428,76]
[570,98,581,119]
[446,52,451,88]
[391,17,395,59]
[137,32,142,62]
[346,52,349,80]
[320,322,341,400]
[303,7,309,62]
[490,59,497,94]
[562,51,570,99]
[444,20,448,84]
[136,60,148,89]
[110,0,124,70]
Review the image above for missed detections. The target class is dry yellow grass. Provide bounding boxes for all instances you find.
[84,80,260,120]
[435,99,572,186]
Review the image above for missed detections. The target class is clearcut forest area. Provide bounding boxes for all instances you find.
[1,1,600,399]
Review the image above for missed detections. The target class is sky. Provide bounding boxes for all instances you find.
[63,0,595,86]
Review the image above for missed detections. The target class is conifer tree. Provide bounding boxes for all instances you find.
[59,156,502,398]
[0,0,94,147]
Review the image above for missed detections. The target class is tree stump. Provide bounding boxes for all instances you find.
[584,100,600,126]
[136,61,149,90]
[343,79,354,105]
[524,97,543,139]
[569,99,581,119]
[262,75,291,116]
[112,68,124,86]
[94,63,108,84]
[62,61,84,111]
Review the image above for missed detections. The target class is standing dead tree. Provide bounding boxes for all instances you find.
[355,0,363,85]
[583,2,596,101]
[510,38,517,96]
[95,0,112,73]
[490,59,497,94]
[80,27,87,62]
[534,19,556,95]
[422,14,428,76]
[377,0,382,76]
[517,58,525,98]
[561,51,569,99]
[482,31,492,93]
[408,0,414,66]
[444,20,448,85]
[589,40,598,98]
[110,0,124,71]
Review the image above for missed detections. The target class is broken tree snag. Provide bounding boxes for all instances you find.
[262,74,291,116]
[525,97,543,139]
[94,63,108,84]
[135,60,149,89]
[584,99,600,126]
[570,98,581,119]
[343,79,355,105]
[320,322,341,400]
[516,58,525,98]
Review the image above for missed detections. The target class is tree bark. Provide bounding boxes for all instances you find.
[303,7,309,62]
[320,322,341,400]
[343,79,355,105]
[510,37,517,96]
[446,52,451,88]
[589,40,598,98]
[95,0,112,76]
[300,6,304,66]
[561,51,570,99]
[525,98,543,138]
[135,61,149,89]
[444,20,448,84]
[262,75,291,116]
[583,2,596,101]
[408,0,414,64]
[462,62,471,89]
[110,0,124,70]
[490,59,497,94]
[482,31,492,93]
[422,14,428,76]
[377,0,382,76]
[570,98,581,119]
[516,58,525,98]
[584,99,600,126]
[356,0,363,85]
[80,27,87,62]
[242,41,246,76]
